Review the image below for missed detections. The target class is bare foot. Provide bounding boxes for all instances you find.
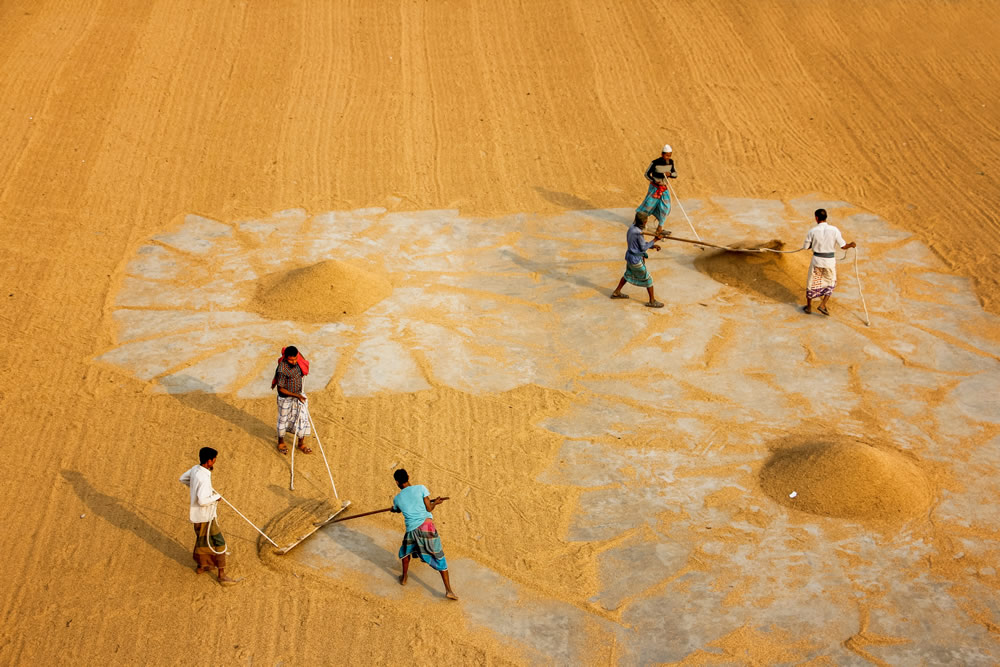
[445,591,459,600]
[195,567,209,574]
[399,574,407,586]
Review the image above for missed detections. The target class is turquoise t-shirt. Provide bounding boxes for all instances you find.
[393,484,433,532]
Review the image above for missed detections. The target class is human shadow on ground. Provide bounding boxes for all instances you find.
[161,375,274,442]
[502,249,613,296]
[324,524,441,597]
[60,469,190,569]
[533,187,628,224]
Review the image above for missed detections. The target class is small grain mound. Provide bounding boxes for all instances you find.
[694,241,804,303]
[251,260,392,322]
[760,439,932,522]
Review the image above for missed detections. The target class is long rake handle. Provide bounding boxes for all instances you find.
[641,232,736,251]
[329,497,451,524]
[641,232,806,255]
[329,507,393,523]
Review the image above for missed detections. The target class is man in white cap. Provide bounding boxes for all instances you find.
[635,144,678,231]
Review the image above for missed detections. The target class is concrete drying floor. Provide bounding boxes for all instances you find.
[97,196,1000,663]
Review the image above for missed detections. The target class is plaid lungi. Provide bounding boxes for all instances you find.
[806,263,837,299]
[276,395,311,439]
[624,261,653,288]
[399,519,448,571]
[193,520,227,570]
[636,182,672,225]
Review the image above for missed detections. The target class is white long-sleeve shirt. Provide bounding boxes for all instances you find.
[179,464,221,523]
[804,222,847,269]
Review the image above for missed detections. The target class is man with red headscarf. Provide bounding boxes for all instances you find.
[272,345,312,455]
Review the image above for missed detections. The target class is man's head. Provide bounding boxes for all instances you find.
[393,468,409,489]
[634,212,649,229]
[199,447,218,469]
[814,208,828,223]
[283,345,299,365]
[661,144,673,159]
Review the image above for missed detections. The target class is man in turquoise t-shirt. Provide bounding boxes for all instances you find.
[391,469,457,600]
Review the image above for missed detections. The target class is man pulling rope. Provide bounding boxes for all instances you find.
[802,208,856,316]
[179,447,238,585]
[272,345,312,455]
[636,144,678,232]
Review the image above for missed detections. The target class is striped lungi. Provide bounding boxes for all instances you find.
[624,261,653,288]
[398,519,448,571]
[276,395,311,439]
[806,262,837,299]
[193,520,226,570]
[636,181,671,224]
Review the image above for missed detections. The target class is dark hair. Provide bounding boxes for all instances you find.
[815,208,828,222]
[633,212,649,227]
[283,345,299,359]
[199,447,218,464]
[393,469,409,484]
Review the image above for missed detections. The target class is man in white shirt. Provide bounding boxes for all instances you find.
[179,447,237,584]
[802,209,856,315]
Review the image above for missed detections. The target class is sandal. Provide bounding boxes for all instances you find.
[802,305,812,314]
[610,293,629,299]
[297,444,313,454]
[645,300,664,308]
[817,305,830,316]
[277,443,288,455]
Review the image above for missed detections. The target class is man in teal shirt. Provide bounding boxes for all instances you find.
[391,469,457,600]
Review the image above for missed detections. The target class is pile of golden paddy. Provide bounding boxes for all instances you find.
[253,259,392,323]
[760,436,933,522]
[693,239,805,304]
[261,498,343,554]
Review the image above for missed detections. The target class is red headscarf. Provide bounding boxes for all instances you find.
[271,347,309,389]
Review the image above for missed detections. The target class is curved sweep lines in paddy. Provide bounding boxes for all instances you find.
[95,200,1000,662]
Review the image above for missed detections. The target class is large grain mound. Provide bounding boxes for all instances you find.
[760,440,932,522]
[694,243,806,304]
[252,260,392,322]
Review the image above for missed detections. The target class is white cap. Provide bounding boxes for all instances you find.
[662,144,672,153]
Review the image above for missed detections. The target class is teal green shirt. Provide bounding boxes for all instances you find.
[393,485,432,532]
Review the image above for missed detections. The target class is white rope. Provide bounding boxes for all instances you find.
[852,246,871,326]
[667,181,703,243]
[219,495,280,548]
[308,411,340,501]
[726,245,807,255]
[289,426,296,491]
[205,504,227,555]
